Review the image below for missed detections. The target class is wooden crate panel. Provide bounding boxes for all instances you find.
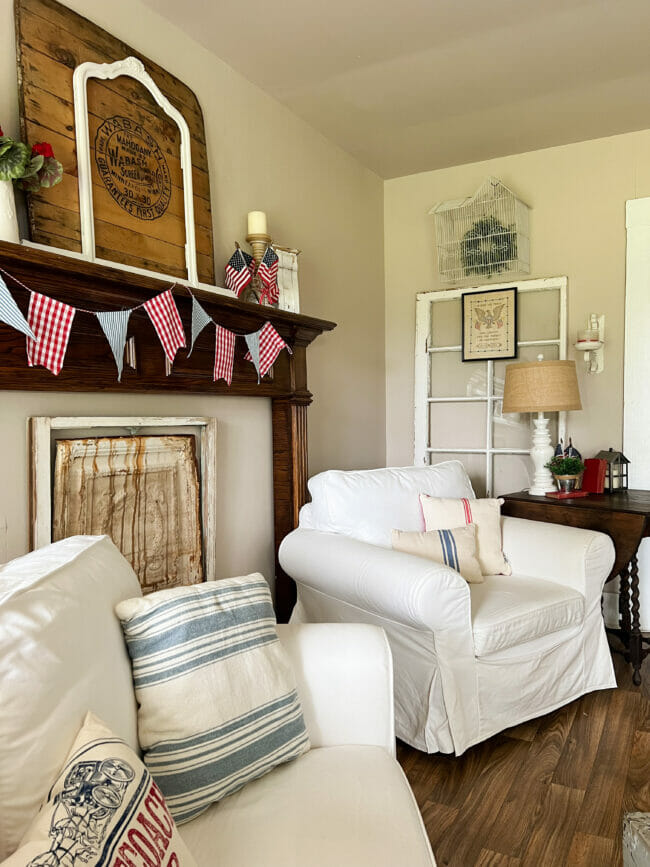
[15,0,215,284]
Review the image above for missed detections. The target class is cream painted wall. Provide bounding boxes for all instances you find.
[0,0,385,569]
[384,129,650,469]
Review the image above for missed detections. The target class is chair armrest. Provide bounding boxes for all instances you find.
[501,516,615,600]
[276,623,396,754]
[279,528,471,633]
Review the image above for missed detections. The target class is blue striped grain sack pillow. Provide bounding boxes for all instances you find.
[116,574,310,824]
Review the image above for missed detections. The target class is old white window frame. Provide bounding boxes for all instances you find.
[414,276,568,496]
[72,56,198,285]
[29,416,217,577]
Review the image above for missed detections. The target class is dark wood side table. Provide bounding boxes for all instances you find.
[501,490,650,685]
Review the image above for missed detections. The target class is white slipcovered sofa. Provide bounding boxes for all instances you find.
[279,462,617,756]
[0,535,435,866]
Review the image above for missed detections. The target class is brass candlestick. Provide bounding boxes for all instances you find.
[245,232,272,303]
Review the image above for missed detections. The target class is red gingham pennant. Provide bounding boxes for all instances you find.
[244,322,291,378]
[214,324,235,385]
[26,291,76,375]
[143,290,186,363]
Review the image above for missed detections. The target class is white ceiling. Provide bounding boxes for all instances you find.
[143,0,650,178]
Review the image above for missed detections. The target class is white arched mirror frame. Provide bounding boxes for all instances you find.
[72,56,198,285]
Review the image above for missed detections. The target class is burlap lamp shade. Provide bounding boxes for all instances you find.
[502,358,582,495]
[502,360,582,414]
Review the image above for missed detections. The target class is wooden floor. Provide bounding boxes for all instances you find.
[397,651,650,867]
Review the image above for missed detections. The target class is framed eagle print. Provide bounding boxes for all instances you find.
[461,287,517,362]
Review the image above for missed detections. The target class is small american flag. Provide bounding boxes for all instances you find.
[143,290,186,364]
[225,249,254,297]
[213,324,235,385]
[258,246,279,304]
[245,321,291,379]
[26,291,76,375]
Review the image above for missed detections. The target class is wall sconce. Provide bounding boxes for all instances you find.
[574,313,604,374]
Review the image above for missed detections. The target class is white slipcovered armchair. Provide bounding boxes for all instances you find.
[279,462,616,755]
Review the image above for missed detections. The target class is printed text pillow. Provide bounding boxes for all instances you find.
[3,712,196,866]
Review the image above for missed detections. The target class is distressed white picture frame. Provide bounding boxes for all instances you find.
[72,56,198,285]
[30,416,217,578]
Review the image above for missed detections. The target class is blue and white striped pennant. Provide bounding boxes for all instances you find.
[0,274,35,339]
[96,309,132,381]
[188,294,213,356]
[244,331,261,383]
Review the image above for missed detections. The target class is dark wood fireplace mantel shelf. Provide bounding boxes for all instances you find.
[0,240,337,620]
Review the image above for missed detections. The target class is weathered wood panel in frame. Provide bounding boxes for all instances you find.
[30,415,219,584]
[15,0,215,283]
[53,434,203,592]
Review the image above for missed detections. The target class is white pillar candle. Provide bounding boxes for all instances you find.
[247,211,268,235]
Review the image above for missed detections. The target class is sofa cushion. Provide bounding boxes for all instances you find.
[3,712,197,867]
[420,495,511,575]
[308,461,475,547]
[178,745,435,867]
[391,525,483,583]
[116,575,310,825]
[0,535,142,861]
[470,574,585,657]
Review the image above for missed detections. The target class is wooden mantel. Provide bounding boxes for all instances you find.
[0,241,336,620]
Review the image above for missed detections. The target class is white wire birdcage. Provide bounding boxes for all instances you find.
[430,177,530,285]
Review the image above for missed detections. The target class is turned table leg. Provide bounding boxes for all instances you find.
[630,553,643,686]
[619,564,632,638]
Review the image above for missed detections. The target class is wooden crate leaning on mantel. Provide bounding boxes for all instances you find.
[15,0,215,283]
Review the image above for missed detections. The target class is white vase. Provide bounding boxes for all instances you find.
[0,180,19,244]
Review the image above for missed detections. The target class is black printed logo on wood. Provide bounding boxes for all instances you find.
[95,116,172,221]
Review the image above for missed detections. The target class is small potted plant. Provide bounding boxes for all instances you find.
[545,455,585,493]
[0,126,63,244]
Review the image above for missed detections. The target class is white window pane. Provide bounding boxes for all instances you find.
[493,454,531,496]
[517,290,560,341]
[429,452,487,498]
[429,402,486,450]
[431,299,461,347]
[430,352,487,398]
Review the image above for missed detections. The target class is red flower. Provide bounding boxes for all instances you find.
[0,126,3,137]
[31,142,55,159]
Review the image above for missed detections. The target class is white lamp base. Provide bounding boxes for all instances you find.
[528,412,556,496]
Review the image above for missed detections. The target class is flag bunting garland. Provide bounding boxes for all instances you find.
[143,290,186,363]
[0,274,35,340]
[96,309,132,381]
[244,321,292,382]
[27,291,76,376]
[0,267,292,384]
[214,324,236,385]
[188,294,212,356]
[244,331,260,382]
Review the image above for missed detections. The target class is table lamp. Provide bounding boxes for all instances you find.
[502,356,582,495]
